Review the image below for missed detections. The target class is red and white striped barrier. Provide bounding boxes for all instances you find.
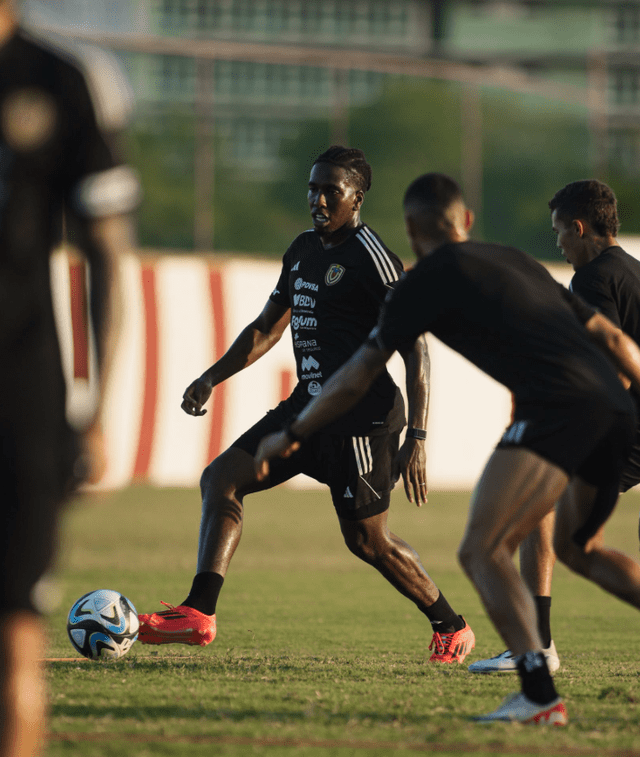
[51,249,587,491]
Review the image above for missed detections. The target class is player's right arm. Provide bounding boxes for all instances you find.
[584,312,640,394]
[181,300,290,416]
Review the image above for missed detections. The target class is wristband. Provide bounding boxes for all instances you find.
[406,427,427,440]
[283,419,304,445]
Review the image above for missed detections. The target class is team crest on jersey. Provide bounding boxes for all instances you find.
[1,88,57,152]
[325,264,345,286]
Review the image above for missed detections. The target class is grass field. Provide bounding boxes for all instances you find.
[45,484,640,756]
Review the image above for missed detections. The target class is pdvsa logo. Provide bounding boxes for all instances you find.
[325,264,345,286]
[295,277,319,292]
[291,315,317,330]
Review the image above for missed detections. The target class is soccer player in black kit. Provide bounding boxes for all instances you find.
[471,179,640,675]
[0,2,140,756]
[139,147,476,664]
[256,173,640,725]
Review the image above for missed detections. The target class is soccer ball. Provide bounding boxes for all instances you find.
[67,589,139,661]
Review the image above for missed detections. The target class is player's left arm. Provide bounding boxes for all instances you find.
[255,343,393,479]
[395,335,429,506]
[584,312,640,393]
[70,211,136,481]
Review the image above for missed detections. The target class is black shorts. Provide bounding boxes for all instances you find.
[232,398,401,521]
[497,396,635,546]
[0,414,78,614]
[619,415,640,492]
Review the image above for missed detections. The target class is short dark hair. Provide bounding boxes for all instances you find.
[312,145,372,193]
[548,180,620,237]
[403,173,464,236]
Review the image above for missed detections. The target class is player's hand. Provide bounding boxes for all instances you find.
[75,422,107,486]
[255,431,300,481]
[392,438,428,506]
[181,376,213,416]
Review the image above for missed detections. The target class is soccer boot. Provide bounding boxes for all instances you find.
[468,640,560,674]
[137,602,216,646]
[474,692,568,725]
[428,617,475,663]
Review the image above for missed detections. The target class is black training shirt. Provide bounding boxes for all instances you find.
[0,27,139,418]
[570,245,640,409]
[371,240,628,409]
[270,224,404,434]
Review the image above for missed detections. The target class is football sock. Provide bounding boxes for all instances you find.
[182,571,224,616]
[534,595,552,648]
[422,592,465,633]
[517,651,558,705]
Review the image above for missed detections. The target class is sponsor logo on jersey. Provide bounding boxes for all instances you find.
[301,356,320,372]
[291,315,317,330]
[294,337,319,352]
[325,264,345,286]
[293,293,316,308]
[291,261,300,271]
[308,380,322,396]
[343,487,354,498]
[294,277,318,292]
[272,288,280,296]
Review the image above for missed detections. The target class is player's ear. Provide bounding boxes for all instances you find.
[353,190,364,211]
[464,208,475,233]
[574,219,585,237]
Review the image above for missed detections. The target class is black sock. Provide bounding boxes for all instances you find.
[534,595,552,648]
[517,651,558,705]
[421,592,465,633]
[182,572,224,616]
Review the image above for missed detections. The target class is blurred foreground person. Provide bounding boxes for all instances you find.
[470,179,640,675]
[256,173,640,725]
[0,2,140,755]
[139,146,475,664]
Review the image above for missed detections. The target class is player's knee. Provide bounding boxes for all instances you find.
[200,454,238,500]
[343,529,385,564]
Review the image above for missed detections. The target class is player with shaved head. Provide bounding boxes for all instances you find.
[256,172,640,725]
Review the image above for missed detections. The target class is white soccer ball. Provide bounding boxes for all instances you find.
[67,589,139,661]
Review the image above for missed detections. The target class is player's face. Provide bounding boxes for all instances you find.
[551,209,585,270]
[308,163,363,237]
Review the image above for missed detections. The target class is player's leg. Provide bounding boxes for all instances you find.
[458,447,569,723]
[139,404,299,645]
[458,447,567,656]
[0,611,46,757]
[328,429,474,662]
[520,511,556,644]
[469,509,560,674]
[554,477,640,606]
[339,509,475,663]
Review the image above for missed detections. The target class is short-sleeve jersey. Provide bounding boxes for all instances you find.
[371,240,628,410]
[570,245,640,410]
[269,224,404,434]
[0,27,139,425]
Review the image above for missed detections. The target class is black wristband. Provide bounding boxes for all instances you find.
[406,427,427,440]
[283,419,304,445]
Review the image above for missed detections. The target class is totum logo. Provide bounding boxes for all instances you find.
[291,315,317,330]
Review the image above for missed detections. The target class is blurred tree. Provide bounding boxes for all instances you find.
[126,78,630,261]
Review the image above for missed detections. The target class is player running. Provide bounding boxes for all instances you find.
[470,179,640,675]
[256,173,640,725]
[138,147,475,663]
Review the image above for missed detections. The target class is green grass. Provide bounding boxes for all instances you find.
[45,485,640,756]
